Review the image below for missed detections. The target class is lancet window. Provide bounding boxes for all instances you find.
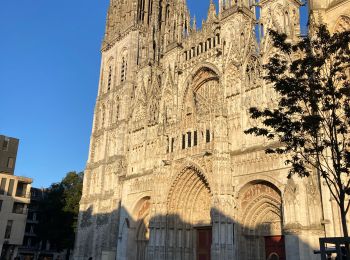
[187,132,192,147]
[206,129,211,143]
[116,97,120,121]
[107,65,112,91]
[183,34,220,61]
[177,130,204,151]
[121,57,127,83]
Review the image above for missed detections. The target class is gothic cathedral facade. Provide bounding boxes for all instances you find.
[74,0,350,259]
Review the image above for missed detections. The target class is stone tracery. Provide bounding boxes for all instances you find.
[182,67,221,126]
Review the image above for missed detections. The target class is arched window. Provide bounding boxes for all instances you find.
[166,4,170,24]
[107,65,112,91]
[206,129,211,143]
[116,104,120,121]
[216,34,220,45]
[121,57,127,83]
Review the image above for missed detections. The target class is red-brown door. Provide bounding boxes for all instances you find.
[265,236,286,260]
[197,227,212,260]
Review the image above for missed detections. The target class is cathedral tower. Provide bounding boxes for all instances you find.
[258,0,302,55]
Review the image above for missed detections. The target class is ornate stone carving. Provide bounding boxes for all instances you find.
[240,182,282,233]
[225,64,241,98]
[334,15,350,33]
[76,0,341,258]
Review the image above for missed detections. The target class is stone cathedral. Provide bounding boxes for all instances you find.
[74,0,350,259]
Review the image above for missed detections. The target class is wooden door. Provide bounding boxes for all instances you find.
[197,227,212,260]
[265,236,286,260]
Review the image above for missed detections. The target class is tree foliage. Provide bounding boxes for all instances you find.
[37,171,83,251]
[245,25,350,236]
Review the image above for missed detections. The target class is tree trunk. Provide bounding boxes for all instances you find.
[340,202,350,260]
[341,203,349,237]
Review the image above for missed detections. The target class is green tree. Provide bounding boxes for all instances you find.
[245,25,350,237]
[37,171,83,257]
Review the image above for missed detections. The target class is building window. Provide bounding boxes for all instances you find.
[121,57,127,83]
[7,179,14,196]
[187,132,192,147]
[16,181,28,198]
[7,157,14,169]
[116,103,120,121]
[182,134,186,149]
[171,138,175,153]
[194,131,198,146]
[138,0,146,22]
[206,129,211,143]
[4,220,13,239]
[166,137,169,154]
[0,200,3,211]
[0,178,6,195]
[13,202,25,214]
[216,34,220,45]
[107,65,112,91]
[2,138,9,151]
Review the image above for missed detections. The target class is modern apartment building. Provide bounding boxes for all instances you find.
[0,173,32,260]
[0,136,19,175]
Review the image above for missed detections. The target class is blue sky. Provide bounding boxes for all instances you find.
[0,0,307,188]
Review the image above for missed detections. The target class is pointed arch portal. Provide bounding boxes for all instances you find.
[166,166,212,260]
[239,181,285,260]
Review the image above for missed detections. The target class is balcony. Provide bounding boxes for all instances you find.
[15,181,30,198]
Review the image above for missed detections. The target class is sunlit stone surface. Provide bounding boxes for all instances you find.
[74,1,350,259]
